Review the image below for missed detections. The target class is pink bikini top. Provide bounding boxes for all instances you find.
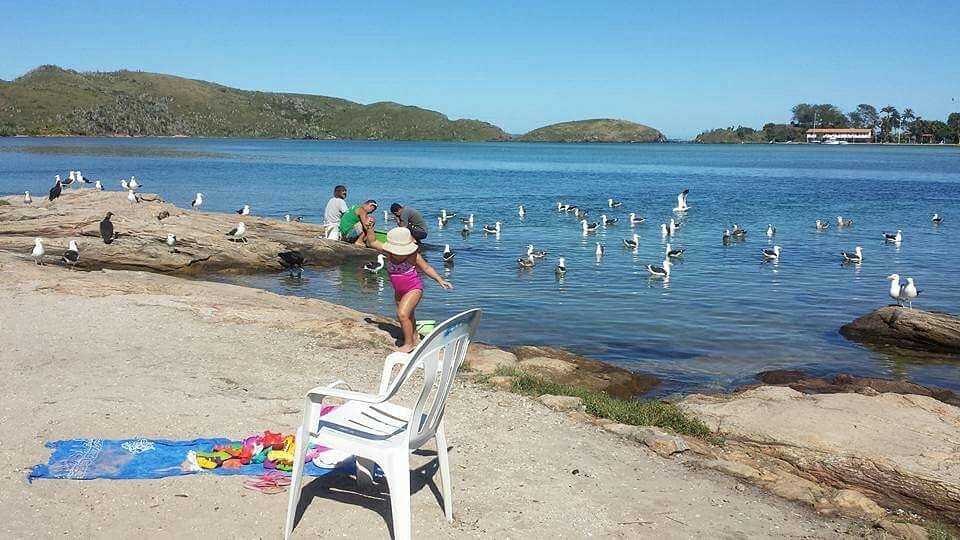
[387,258,416,275]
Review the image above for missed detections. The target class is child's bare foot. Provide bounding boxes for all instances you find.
[396,343,415,353]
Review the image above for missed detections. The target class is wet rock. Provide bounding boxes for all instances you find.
[830,489,886,521]
[464,343,519,374]
[755,370,960,407]
[840,306,960,354]
[511,345,659,399]
[538,394,583,411]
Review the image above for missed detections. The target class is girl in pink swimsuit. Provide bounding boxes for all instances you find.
[365,226,453,352]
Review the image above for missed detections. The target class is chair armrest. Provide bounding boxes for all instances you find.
[378,352,412,394]
[305,385,386,404]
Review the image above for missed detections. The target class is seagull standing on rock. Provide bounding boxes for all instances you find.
[129,176,140,190]
[236,205,250,216]
[901,277,920,309]
[24,191,32,205]
[49,177,63,201]
[121,179,129,190]
[61,240,79,269]
[127,190,141,204]
[191,192,203,210]
[95,181,103,191]
[226,222,247,243]
[99,212,117,244]
[887,274,905,306]
[31,238,45,265]
[166,234,178,253]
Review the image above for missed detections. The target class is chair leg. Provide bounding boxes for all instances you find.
[284,425,309,540]
[435,422,453,523]
[383,452,412,540]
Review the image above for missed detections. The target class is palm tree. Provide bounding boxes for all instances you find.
[901,108,916,143]
[880,105,898,143]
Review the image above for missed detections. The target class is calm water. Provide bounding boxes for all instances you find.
[2,138,959,396]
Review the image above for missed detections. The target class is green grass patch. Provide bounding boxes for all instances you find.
[928,522,958,540]
[492,367,717,442]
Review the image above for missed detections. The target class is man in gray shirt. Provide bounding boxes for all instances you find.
[390,202,428,241]
[323,185,348,239]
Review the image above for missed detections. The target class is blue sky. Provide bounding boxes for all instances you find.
[3,1,959,138]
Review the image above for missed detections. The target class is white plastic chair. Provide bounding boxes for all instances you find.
[284,308,482,540]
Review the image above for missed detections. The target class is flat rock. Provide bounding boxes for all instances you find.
[511,345,659,399]
[830,489,886,521]
[754,370,960,407]
[877,519,928,540]
[840,306,960,354]
[0,191,369,274]
[681,385,960,523]
[602,424,689,457]
[464,343,519,374]
[538,394,583,411]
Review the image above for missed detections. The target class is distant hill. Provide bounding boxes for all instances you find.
[518,119,665,143]
[0,65,508,141]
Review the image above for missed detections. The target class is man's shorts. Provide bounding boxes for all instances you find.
[408,225,427,241]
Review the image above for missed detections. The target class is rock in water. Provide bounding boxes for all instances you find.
[840,306,960,353]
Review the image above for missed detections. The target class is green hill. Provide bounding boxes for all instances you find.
[0,65,508,141]
[518,118,665,143]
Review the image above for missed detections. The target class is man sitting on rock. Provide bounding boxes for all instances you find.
[323,185,348,240]
[339,199,378,245]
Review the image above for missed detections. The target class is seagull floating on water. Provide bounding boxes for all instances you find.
[24,191,32,205]
[440,209,456,220]
[278,250,305,278]
[595,242,604,259]
[762,245,781,261]
[674,189,690,212]
[582,219,599,233]
[646,258,671,278]
[666,243,684,259]
[668,218,679,235]
[883,230,902,243]
[837,215,853,228]
[815,220,830,231]
[483,221,501,234]
[438,216,447,228]
[226,222,247,243]
[61,240,79,269]
[841,246,863,263]
[364,254,385,273]
[527,244,547,259]
[600,214,618,226]
[555,257,567,276]
[932,213,944,225]
[236,205,250,216]
[166,234,178,253]
[99,212,117,244]
[767,224,776,238]
[461,224,470,237]
[623,233,639,249]
[191,192,203,210]
[723,229,732,244]
[460,213,475,225]
[629,213,645,225]
[443,244,456,263]
[608,198,622,208]
[731,224,747,238]
[517,254,535,269]
[518,205,526,217]
[660,223,669,237]
[31,238,45,265]
[49,177,63,201]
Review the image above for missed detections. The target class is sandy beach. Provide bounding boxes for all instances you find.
[0,251,855,538]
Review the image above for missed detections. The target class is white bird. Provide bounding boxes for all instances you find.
[442,244,455,263]
[23,191,32,205]
[461,224,470,237]
[601,214,618,226]
[440,209,456,220]
[557,202,565,212]
[762,245,782,261]
[191,192,203,210]
[595,242,604,259]
[660,223,669,237]
[887,274,904,306]
[127,189,140,204]
[94,180,103,191]
[732,224,747,238]
[121,179,129,190]
[527,244,547,259]
[166,234,177,253]
[517,254,535,269]
[722,229,732,243]
[629,213,645,225]
[841,246,863,263]
[555,257,567,276]
[31,238,45,265]
[815,220,830,230]
[285,214,291,222]
[226,222,247,243]
[459,213,475,225]
[61,240,79,269]
[581,219,599,233]
[901,277,920,309]
[767,224,776,238]
[674,189,690,212]
[668,218,678,235]
[483,221,501,234]
[837,215,853,228]
[883,230,902,243]
[438,216,447,228]
[646,258,671,278]
[518,205,526,217]
[665,243,684,258]
[932,213,944,225]
[608,198,622,208]
[236,205,250,216]
[364,253,385,273]
[129,176,140,190]
[623,233,639,249]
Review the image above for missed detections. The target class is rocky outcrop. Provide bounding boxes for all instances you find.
[752,370,960,407]
[0,191,370,274]
[840,306,960,353]
[681,386,960,524]
[511,345,660,399]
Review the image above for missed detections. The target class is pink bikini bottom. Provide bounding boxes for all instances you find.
[389,269,424,296]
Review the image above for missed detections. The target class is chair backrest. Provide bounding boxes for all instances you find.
[381,309,481,450]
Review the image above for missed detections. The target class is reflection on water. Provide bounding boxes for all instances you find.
[7,142,227,159]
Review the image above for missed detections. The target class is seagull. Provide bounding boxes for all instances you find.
[440,209,457,220]
[48,177,63,201]
[623,233,639,249]
[294,216,304,222]
[674,189,690,212]
[31,238,45,265]
[723,229,732,244]
[127,189,141,204]
[24,191,32,205]
[555,257,567,277]
[582,220,599,233]
[166,234,178,253]
[595,242,604,259]
[438,216,447,228]
[383,209,397,222]
[527,244,547,259]
[364,254,385,273]
[285,214,291,222]
[61,240,79,269]
[94,180,103,191]
[443,244,456,263]
[461,224,470,237]
[887,274,905,306]
[121,179,129,190]
[278,250,305,278]
[660,223,669,237]
[901,277,920,309]
[226,222,247,243]
[236,205,250,216]
[608,198,622,208]
[665,243,684,258]
[62,172,75,188]
[483,222,501,234]
[191,192,203,210]
[629,213,645,225]
[841,246,863,263]
[99,212,117,244]
[157,210,170,221]
[815,220,830,231]
[128,176,140,190]
[932,213,944,225]
[767,224,776,238]
[517,254,535,269]
[518,205,526,217]
[76,171,94,186]
[668,218,679,235]
[557,202,566,212]
[883,230,902,243]
[837,215,853,228]
[762,245,782,261]
[732,224,747,238]
[460,213,475,225]
[600,214,618,226]
[646,258,671,278]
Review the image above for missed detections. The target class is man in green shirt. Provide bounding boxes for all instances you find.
[339,199,378,245]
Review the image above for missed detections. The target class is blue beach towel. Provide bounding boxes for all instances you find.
[28,437,353,482]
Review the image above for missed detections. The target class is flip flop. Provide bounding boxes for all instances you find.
[243,471,290,494]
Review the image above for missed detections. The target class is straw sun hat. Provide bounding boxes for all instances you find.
[383,227,419,256]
